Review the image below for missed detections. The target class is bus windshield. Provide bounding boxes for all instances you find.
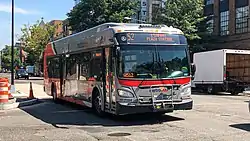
[118,45,190,79]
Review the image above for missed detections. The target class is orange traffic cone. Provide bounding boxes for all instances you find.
[29,82,34,99]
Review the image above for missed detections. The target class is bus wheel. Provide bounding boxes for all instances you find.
[93,91,105,116]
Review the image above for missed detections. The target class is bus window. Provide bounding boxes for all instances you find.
[66,55,78,79]
[47,57,60,78]
[89,50,102,81]
[79,52,91,80]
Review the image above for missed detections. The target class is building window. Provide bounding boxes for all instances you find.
[205,0,214,5]
[235,6,249,34]
[206,15,214,34]
[220,11,229,36]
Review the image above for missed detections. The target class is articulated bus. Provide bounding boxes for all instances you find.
[43,23,196,116]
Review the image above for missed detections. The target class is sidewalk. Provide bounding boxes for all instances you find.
[0,83,51,110]
[13,83,51,99]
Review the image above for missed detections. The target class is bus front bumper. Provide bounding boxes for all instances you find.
[116,99,193,115]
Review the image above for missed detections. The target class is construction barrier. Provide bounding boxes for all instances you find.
[0,78,9,103]
[29,82,34,99]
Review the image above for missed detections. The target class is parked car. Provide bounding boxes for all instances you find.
[15,69,29,79]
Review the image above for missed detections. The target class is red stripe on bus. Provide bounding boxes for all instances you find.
[118,77,191,87]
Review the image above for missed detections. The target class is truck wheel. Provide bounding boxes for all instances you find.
[231,89,240,95]
[92,90,105,116]
[207,85,214,94]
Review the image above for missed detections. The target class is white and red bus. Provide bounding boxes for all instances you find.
[43,23,196,115]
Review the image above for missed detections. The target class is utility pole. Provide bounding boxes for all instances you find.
[11,0,15,91]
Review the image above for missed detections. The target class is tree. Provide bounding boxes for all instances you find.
[154,0,206,49]
[1,45,21,70]
[67,0,139,32]
[19,19,55,65]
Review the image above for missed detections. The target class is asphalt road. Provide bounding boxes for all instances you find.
[0,92,250,140]
[0,73,250,140]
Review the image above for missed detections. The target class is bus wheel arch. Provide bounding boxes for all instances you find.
[92,87,105,116]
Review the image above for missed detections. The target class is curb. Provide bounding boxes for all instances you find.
[0,98,39,110]
[239,92,250,97]
[11,91,28,97]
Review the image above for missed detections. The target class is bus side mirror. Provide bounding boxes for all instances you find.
[113,46,120,57]
[191,63,196,80]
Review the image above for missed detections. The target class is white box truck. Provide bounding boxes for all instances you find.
[193,49,250,95]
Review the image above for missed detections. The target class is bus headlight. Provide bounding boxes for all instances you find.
[117,89,134,98]
[181,87,191,95]
[180,86,191,99]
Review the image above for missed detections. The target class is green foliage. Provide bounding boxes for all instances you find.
[19,19,55,65]
[67,0,139,32]
[157,0,205,41]
[1,45,21,70]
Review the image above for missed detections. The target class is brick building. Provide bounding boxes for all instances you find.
[204,0,250,50]
[62,19,73,36]
[48,20,64,40]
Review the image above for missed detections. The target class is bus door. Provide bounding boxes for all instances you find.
[64,54,79,97]
[105,48,115,110]
[61,56,67,96]
[88,50,103,99]
[78,52,91,102]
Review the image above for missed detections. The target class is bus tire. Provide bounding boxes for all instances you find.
[92,89,105,117]
[52,84,58,103]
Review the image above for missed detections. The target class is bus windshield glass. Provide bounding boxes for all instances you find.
[118,45,190,79]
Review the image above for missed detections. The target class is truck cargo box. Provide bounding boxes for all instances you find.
[193,49,250,94]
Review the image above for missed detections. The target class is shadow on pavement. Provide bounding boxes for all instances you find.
[229,123,250,132]
[19,99,184,127]
[191,90,240,96]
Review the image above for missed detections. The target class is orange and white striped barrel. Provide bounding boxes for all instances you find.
[0,78,9,103]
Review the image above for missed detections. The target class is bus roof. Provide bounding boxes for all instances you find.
[52,22,184,44]
[46,23,185,55]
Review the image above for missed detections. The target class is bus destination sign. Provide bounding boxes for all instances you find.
[116,32,186,44]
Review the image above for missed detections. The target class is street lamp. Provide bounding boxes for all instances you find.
[11,0,15,92]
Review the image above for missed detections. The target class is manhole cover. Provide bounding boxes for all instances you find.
[220,114,231,117]
[107,132,131,137]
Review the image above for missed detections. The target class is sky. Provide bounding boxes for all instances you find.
[0,0,75,50]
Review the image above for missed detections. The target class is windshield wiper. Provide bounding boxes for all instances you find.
[134,49,156,93]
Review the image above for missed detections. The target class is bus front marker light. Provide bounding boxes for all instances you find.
[117,90,134,98]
